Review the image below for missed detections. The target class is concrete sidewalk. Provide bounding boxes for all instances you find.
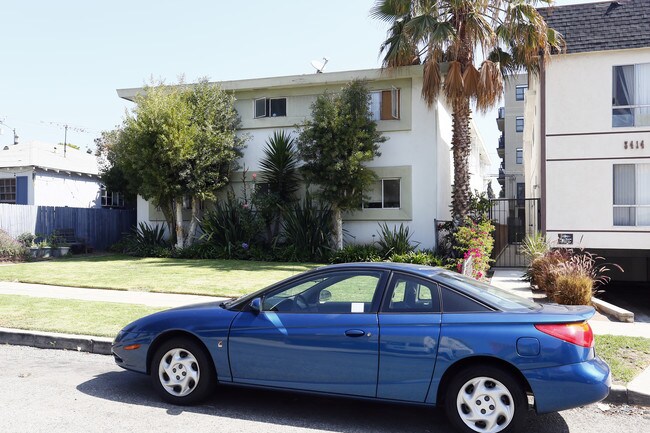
[0,281,227,307]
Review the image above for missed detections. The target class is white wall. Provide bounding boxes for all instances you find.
[542,48,650,249]
[33,171,101,208]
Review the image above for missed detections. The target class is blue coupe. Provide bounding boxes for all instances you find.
[112,263,610,433]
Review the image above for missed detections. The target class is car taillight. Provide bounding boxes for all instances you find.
[535,322,594,348]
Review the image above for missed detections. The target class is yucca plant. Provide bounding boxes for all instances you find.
[376,223,417,257]
[282,192,333,262]
[259,130,300,203]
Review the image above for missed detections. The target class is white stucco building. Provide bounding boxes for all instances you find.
[118,65,492,249]
[527,0,650,281]
[0,140,102,208]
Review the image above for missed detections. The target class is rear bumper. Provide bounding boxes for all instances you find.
[523,356,611,414]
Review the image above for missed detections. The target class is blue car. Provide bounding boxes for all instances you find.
[112,263,610,433]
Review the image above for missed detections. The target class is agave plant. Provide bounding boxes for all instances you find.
[376,222,417,257]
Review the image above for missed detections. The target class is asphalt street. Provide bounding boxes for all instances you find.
[2,345,649,433]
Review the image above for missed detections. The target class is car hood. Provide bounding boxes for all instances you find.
[119,301,238,335]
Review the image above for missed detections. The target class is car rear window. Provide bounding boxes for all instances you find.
[434,271,540,311]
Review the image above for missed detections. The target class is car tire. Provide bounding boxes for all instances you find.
[444,365,527,433]
[150,337,216,405]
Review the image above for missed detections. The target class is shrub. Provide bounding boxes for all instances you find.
[330,244,382,263]
[522,232,550,261]
[282,192,333,262]
[0,230,28,261]
[552,273,594,305]
[452,218,494,280]
[200,195,262,259]
[376,223,417,257]
[16,232,36,248]
[115,222,171,257]
[389,250,444,267]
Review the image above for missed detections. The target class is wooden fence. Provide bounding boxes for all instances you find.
[0,204,136,251]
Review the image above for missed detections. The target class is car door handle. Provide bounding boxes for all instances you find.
[345,329,366,337]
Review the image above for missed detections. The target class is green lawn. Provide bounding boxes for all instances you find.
[0,254,318,297]
[0,294,164,338]
[595,335,650,384]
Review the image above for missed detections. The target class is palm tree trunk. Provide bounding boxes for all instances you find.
[451,97,472,226]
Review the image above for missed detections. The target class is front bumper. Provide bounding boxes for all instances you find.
[523,355,611,414]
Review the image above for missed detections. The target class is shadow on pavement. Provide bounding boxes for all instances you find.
[77,370,570,433]
[600,282,650,323]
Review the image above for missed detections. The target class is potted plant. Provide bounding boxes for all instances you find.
[37,237,51,258]
[17,233,39,258]
[49,233,70,257]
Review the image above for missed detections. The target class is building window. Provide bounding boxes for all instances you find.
[612,63,650,127]
[515,116,524,132]
[516,148,523,164]
[515,85,527,101]
[101,186,125,208]
[613,164,650,226]
[254,97,287,118]
[364,178,401,209]
[516,182,525,205]
[0,178,16,203]
[369,88,400,121]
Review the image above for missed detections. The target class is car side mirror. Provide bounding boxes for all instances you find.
[249,297,262,313]
[319,289,332,303]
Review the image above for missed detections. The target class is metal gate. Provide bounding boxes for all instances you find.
[489,198,540,267]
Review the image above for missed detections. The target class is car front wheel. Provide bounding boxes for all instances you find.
[150,337,216,405]
[444,365,527,433]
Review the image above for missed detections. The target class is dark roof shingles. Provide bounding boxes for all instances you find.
[538,0,650,54]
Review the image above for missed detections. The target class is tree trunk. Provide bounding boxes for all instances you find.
[186,195,200,247]
[174,197,185,249]
[159,199,176,245]
[450,97,472,226]
[333,207,343,250]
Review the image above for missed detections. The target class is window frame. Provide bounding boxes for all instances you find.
[363,178,401,210]
[613,163,650,226]
[515,84,527,101]
[254,97,287,118]
[260,270,388,314]
[380,272,441,314]
[515,148,523,164]
[369,88,401,121]
[0,178,17,204]
[515,116,524,133]
[612,63,650,128]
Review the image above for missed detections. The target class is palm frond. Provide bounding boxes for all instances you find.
[463,64,481,99]
[421,52,441,106]
[443,61,464,102]
[476,60,503,113]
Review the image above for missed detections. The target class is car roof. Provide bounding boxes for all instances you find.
[312,262,446,278]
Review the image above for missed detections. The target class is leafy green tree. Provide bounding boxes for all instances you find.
[100,79,245,248]
[372,0,564,225]
[296,79,386,250]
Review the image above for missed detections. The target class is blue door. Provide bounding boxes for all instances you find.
[228,270,387,397]
[377,273,441,402]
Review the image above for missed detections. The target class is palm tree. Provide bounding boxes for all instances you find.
[372,0,564,225]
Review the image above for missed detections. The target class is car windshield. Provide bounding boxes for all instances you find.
[434,271,540,311]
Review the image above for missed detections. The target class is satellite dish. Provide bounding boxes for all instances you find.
[310,57,329,73]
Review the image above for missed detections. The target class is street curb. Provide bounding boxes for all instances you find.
[0,327,112,355]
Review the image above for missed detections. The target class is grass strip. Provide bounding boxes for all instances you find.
[0,294,164,338]
[595,334,650,384]
[0,254,317,297]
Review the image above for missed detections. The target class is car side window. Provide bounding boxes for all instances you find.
[440,287,492,313]
[262,271,384,314]
[382,274,440,313]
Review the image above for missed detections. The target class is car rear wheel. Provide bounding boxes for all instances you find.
[445,365,527,433]
[150,337,216,405]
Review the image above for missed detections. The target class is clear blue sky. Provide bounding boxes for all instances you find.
[0,0,595,162]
